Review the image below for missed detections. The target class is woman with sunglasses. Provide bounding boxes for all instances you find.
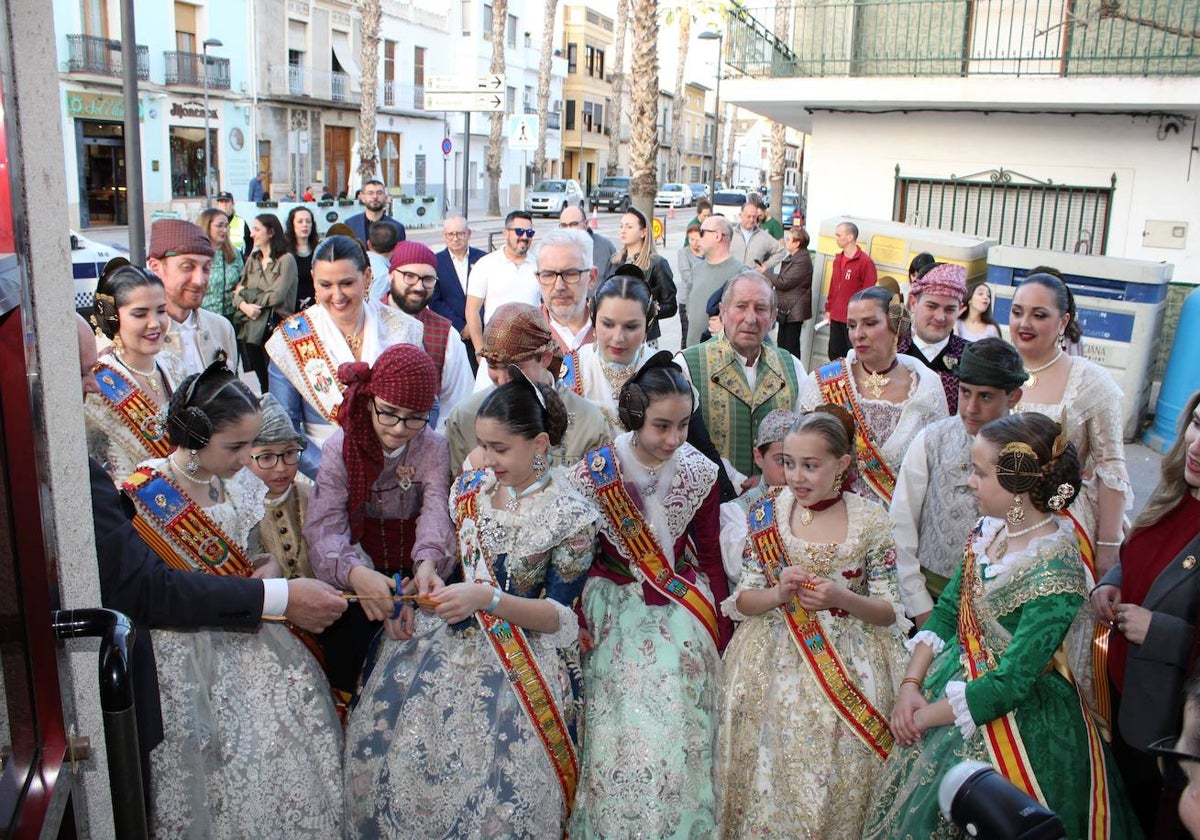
[608,207,676,345]
[246,394,314,579]
[267,234,424,479]
[85,258,189,483]
[303,343,455,700]
[1092,388,1200,836]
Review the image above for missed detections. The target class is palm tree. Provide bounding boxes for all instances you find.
[767,2,792,223]
[356,0,382,182]
[605,0,630,177]
[485,0,508,216]
[532,0,557,180]
[627,0,659,217]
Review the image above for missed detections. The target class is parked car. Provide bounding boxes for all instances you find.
[654,183,691,209]
[781,192,807,228]
[526,179,585,217]
[688,184,709,203]
[71,230,124,319]
[590,176,633,212]
[711,188,748,221]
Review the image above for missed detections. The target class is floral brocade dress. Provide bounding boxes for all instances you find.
[717,490,908,839]
[137,461,344,839]
[343,468,598,839]
[862,518,1140,840]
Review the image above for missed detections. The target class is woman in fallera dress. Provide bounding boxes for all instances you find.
[569,353,733,839]
[121,360,342,838]
[862,412,1139,840]
[85,258,188,483]
[717,408,907,839]
[344,373,597,839]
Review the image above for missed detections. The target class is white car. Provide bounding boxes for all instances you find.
[71,230,125,317]
[654,183,691,208]
[526,179,586,217]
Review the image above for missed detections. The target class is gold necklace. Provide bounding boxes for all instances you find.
[598,356,635,400]
[1023,349,1062,389]
[858,357,900,399]
[341,310,366,357]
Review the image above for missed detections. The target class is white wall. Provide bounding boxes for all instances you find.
[806,110,1200,277]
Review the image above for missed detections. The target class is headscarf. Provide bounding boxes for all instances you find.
[255,393,307,449]
[479,303,558,367]
[337,343,438,541]
[910,262,967,302]
[755,408,798,448]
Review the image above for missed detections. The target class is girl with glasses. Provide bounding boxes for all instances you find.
[345,372,598,838]
[247,393,313,579]
[303,343,455,700]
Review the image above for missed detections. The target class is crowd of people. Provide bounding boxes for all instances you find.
[74,191,1200,839]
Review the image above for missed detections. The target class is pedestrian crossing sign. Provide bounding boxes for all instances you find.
[509,114,538,151]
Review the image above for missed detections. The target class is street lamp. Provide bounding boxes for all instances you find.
[699,29,723,197]
[202,38,223,208]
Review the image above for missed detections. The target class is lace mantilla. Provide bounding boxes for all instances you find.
[970,517,1087,621]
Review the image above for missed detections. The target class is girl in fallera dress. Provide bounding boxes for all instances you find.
[863,412,1140,840]
[717,408,908,839]
[344,372,597,839]
[569,353,732,839]
[122,361,342,838]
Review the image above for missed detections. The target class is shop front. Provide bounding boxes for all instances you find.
[66,89,133,228]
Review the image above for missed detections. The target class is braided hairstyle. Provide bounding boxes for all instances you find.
[616,351,692,431]
[477,368,569,446]
[166,358,260,450]
[590,266,659,329]
[91,257,164,340]
[979,413,1082,514]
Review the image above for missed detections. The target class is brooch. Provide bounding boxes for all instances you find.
[396,465,416,492]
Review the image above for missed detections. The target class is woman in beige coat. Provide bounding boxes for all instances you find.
[234,213,297,391]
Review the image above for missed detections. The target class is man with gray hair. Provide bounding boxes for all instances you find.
[677,270,806,483]
[685,215,747,346]
[559,204,614,275]
[432,214,486,372]
[533,228,597,353]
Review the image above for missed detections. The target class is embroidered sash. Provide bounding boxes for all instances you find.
[558,350,583,395]
[959,528,1111,838]
[1062,510,1113,735]
[93,364,172,459]
[279,310,345,423]
[453,470,579,814]
[747,495,894,760]
[583,445,720,647]
[816,360,897,504]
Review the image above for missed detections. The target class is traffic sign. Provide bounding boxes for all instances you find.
[424,91,505,112]
[508,114,538,150]
[427,74,505,93]
[441,137,453,155]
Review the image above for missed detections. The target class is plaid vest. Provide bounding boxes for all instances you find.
[683,337,800,478]
[416,307,451,389]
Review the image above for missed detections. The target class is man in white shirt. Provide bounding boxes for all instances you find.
[464,209,540,358]
[147,219,238,375]
[898,261,969,414]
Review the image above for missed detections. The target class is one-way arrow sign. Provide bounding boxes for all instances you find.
[428,74,507,93]
[424,91,506,112]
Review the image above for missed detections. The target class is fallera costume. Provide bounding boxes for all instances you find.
[343,467,597,838]
[862,517,1140,840]
[568,435,732,839]
[122,460,343,839]
[718,489,908,839]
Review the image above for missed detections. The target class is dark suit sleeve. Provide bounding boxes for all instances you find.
[91,459,263,628]
[686,412,737,503]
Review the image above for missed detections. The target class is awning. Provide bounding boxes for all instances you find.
[331,32,360,91]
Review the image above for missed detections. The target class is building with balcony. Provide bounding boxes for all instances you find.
[54,0,255,227]
[679,81,714,186]
[561,4,614,195]
[721,0,1200,276]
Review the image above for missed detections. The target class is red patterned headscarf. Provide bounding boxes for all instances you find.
[337,343,438,542]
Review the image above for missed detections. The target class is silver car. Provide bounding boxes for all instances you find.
[526,179,585,217]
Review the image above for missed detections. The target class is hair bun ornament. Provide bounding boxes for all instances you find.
[617,382,648,427]
[635,349,679,380]
[1047,482,1075,511]
[812,403,856,443]
[1052,414,1070,458]
[995,441,1043,494]
[338,360,371,386]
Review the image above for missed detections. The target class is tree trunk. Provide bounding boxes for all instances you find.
[532,0,557,180]
[628,0,660,219]
[486,0,508,216]
[606,0,630,177]
[767,1,791,223]
[668,11,691,183]
[356,0,382,181]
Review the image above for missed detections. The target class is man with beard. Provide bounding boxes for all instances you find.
[897,261,969,414]
[464,209,540,374]
[533,228,597,354]
[384,240,473,427]
[344,179,406,245]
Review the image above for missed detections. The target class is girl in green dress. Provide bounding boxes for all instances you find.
[863,412,1140,839]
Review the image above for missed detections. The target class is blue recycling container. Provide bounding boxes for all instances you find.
[1145,284,1200,453]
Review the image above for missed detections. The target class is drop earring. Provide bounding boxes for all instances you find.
[186,449,201,477]
[532,453,547,475]
[1006,494,1026,526]
[113,333,125,352]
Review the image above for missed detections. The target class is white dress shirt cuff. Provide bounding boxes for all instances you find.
[262,578,290,618]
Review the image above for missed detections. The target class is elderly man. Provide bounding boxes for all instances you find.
[728,199,786,274]
[890,337,1025,626]
[463,209,540,358]
[685,215,746,346]
[384,241,474,427]
[534,228,597,354]
[898,261,969,415]
[677,270,806,482]
[147,219,237,375]
[444,303,608,472]
[345,179,406,245]
[431,215,486,367]
[826,221,877,360]
[559,204,615,274]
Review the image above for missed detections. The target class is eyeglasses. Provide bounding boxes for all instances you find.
[699,228,719,237]
[394,269,438,287]
[1149,737,1200,789]
[371,401,430,429]
[444,230,469,238]
[536,267,590,286]
[250,449,303,468]
[507,227,536,239]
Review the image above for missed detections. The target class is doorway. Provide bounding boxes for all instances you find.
[76,119,126,227]
[324,125,352,198]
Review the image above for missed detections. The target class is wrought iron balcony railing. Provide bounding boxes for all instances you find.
[726,0,1200,78]
[66,34,148,80]
[164,51,231,88]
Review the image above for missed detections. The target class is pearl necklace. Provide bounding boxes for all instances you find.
[168,457,221,502]
[995,515,1056,558]
[1023,350,1062,389]
[115,351,161,394]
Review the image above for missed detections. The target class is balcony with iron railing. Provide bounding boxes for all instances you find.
[725,0,1200,79]
[164,51,231,88]
[66,35,149,79]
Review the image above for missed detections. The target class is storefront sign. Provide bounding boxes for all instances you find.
[170,101,218,120]
[66,90,142,121]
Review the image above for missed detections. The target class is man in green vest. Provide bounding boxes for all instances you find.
[677,270,807,485]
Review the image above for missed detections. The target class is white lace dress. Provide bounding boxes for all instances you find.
[140,462,344,839]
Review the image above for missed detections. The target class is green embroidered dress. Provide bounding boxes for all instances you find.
[863,517,1141,840]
